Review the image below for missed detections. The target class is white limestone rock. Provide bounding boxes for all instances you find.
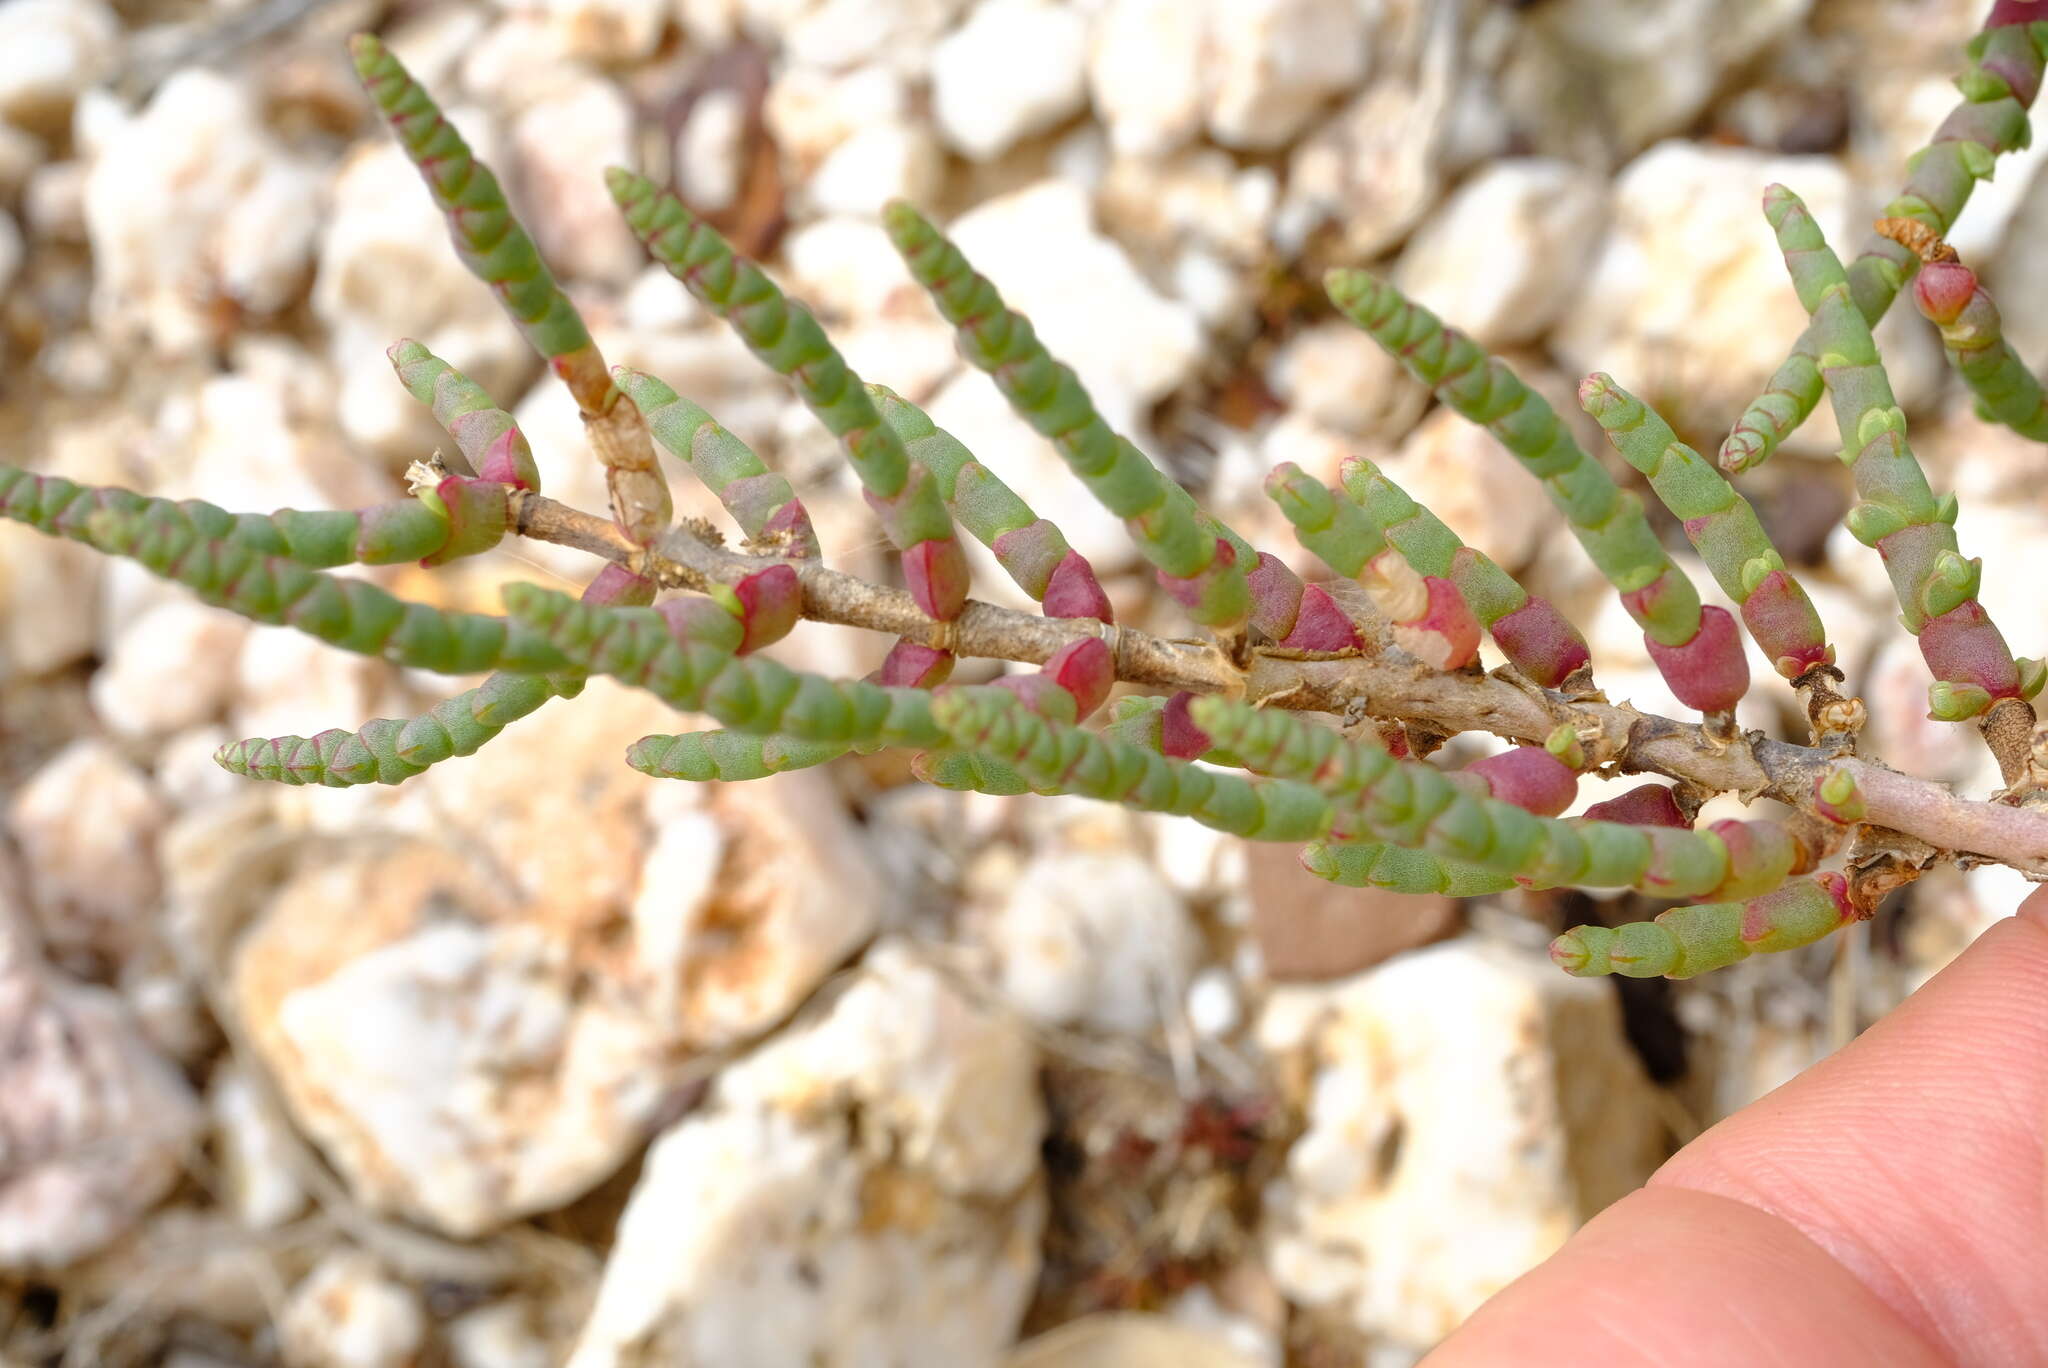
[0,0,120,126]
[312,129,531,460]
[783,215,920,321]
[229,702,882,1237]
[771,0,974,74]
[931,0,1089,161]
[808,121,942,217]
[279,1250,426,1368]
[209,1066,306,1231]
[1267,320,1428,443]
[948,179,1202,434]
[244,903,675,1239]
[1258,936,1664,1350]
[1552,142,1938,446]
[448,1301,555,1368]
[509,78,642,285]
[0,912,201,1269]
[1009,1313,1272,1367]
[1277,58,1446,260]
[90,600,247,739]
[1520,0,1811,153]
[566,941,1045,1368]
[9,740,167,964]
[532,0,671,61]
[1393,158,1608,348]
[1205,0,1372,151]
[1086,0,1204,158]
[765,63,909,174]
[81,71,324,356]
[0,517,100,680]
[983,850,1197,1034]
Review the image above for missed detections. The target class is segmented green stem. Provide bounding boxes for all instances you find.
[880,200,1254,631]
[502,584,949,748]
[349,33,669,544]
[615,366,820,558]
[214,568,656,788]
[0,465,496,569]
[217,673,582,787]
[628,730,849,781]
[1264,462,1480,668]
[1324,270,1703,650]
[1300,841,1515,896]
[1765,183,2034,722]
[1908,257,2048,440]
[1580,373,1834,679]
[1337,455,1592,689]
[934,688,1331,841]
[1551,873,1858,979]
[1190,697,1776,900]
[389,340,541,490]
[910,749,1034,795]
[351,34,591,380]
[608,170,970,621]
[1720,16,2048,472]
[66,500,566,674]
[870,384,1112,621]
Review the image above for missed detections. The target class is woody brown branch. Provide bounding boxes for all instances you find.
[512,491,2048,877]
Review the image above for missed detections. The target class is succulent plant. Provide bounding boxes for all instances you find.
[11,15,2048,982]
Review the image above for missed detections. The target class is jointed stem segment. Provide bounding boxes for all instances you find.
[1764,183,2040,737]
[881,200,1256,633]
[1719,14,2048,472]
[349,34,669,544]
[1579,373,1833,681]
[1338,455,1591,690]
[610,171,971,625]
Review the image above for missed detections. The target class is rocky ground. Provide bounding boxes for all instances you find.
[1,0,2045,1364]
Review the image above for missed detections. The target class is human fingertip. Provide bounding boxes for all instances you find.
[2017,881,2048,928]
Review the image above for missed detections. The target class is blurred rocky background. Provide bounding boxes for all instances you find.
[1,0,2043,1363]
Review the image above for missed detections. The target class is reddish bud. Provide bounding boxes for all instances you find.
[1246,551,1306,638]
[1160,691,1211,759]
[733,564,801,654]
[472,424,540,490]
[421,476,511,566]
[903,536,972,620]
[994,674,1078,721]
[756,497,820,556]
[1155,537,1239,612]
[1708,818,1807,901]
[1912,259,1979,326]
[1040,549,1115,623]
[1813,869,1860,922]
[1583,783,1689,828]
[1281,584,1362,651]
[1740,569,1834,678]
[1917,600,2024,698]
[1645,605,1750,712]
[1041,637,1113,717]
[1390,576,1481,669]
[582,563,656,607]
[872,641,954,689]
[1465,746,1578,817]
[1488,594,1593,688]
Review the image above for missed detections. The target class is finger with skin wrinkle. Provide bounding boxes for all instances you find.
[1427,888,2048,1364]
